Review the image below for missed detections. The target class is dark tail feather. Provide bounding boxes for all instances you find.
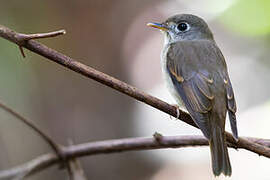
[209,127,232,176]
[228,111,238,141]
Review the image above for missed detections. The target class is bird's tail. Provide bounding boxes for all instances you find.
[209,126,231,176]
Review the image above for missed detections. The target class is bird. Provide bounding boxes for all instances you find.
[147,14,238,176]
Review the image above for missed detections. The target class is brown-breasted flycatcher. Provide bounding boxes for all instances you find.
[147,14,238,176]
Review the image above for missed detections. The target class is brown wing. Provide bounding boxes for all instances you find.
[166,40,237,139]
[168,65,214,139]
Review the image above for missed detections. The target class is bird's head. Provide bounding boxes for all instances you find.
[147,14,214,44]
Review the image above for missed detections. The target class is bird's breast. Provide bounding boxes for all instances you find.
[161,44,185,108]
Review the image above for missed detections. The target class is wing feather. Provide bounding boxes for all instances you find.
[168,67,213,138]
[225,78,238,140]
[165,41,238,140]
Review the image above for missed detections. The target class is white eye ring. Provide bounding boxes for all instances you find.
[176,22,190,32]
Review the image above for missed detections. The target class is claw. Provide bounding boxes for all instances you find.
[176,107,180,119]
[171,104,180,119]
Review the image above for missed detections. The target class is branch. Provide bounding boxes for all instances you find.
[0,25,270,178]
[0,24,270,157]
[15,30,66,41]
[0,26,65,57]
[66,140,87,180]
[0,154,57,179]
[0,135,269,179]
[0,102,62,157]
[16,30,65,58]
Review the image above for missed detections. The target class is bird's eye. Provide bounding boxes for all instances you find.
[177,22,189,32]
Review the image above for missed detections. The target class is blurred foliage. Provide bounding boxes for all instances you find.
[221,0,270,36]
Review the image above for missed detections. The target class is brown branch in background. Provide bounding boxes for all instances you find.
[18,46,26,58]
[66,140,87,180]
[67,159,87,180]
[0,102,62,160]
[0,135,269,179]
[0,154,57,180]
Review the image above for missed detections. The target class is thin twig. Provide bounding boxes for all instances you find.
[0,154,57,180]
[67,140,87,180]
[18,46,25,58]
[15,30,65,58]
[15,30,66,41]
[0,135,269,179]
[0,28,65,58]
[0,102,62,158]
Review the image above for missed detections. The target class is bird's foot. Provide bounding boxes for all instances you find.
[170,104,180,120]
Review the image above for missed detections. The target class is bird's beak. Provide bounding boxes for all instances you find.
[147,22,169,31]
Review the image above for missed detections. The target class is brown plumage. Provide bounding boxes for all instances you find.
[148,14,238,176]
